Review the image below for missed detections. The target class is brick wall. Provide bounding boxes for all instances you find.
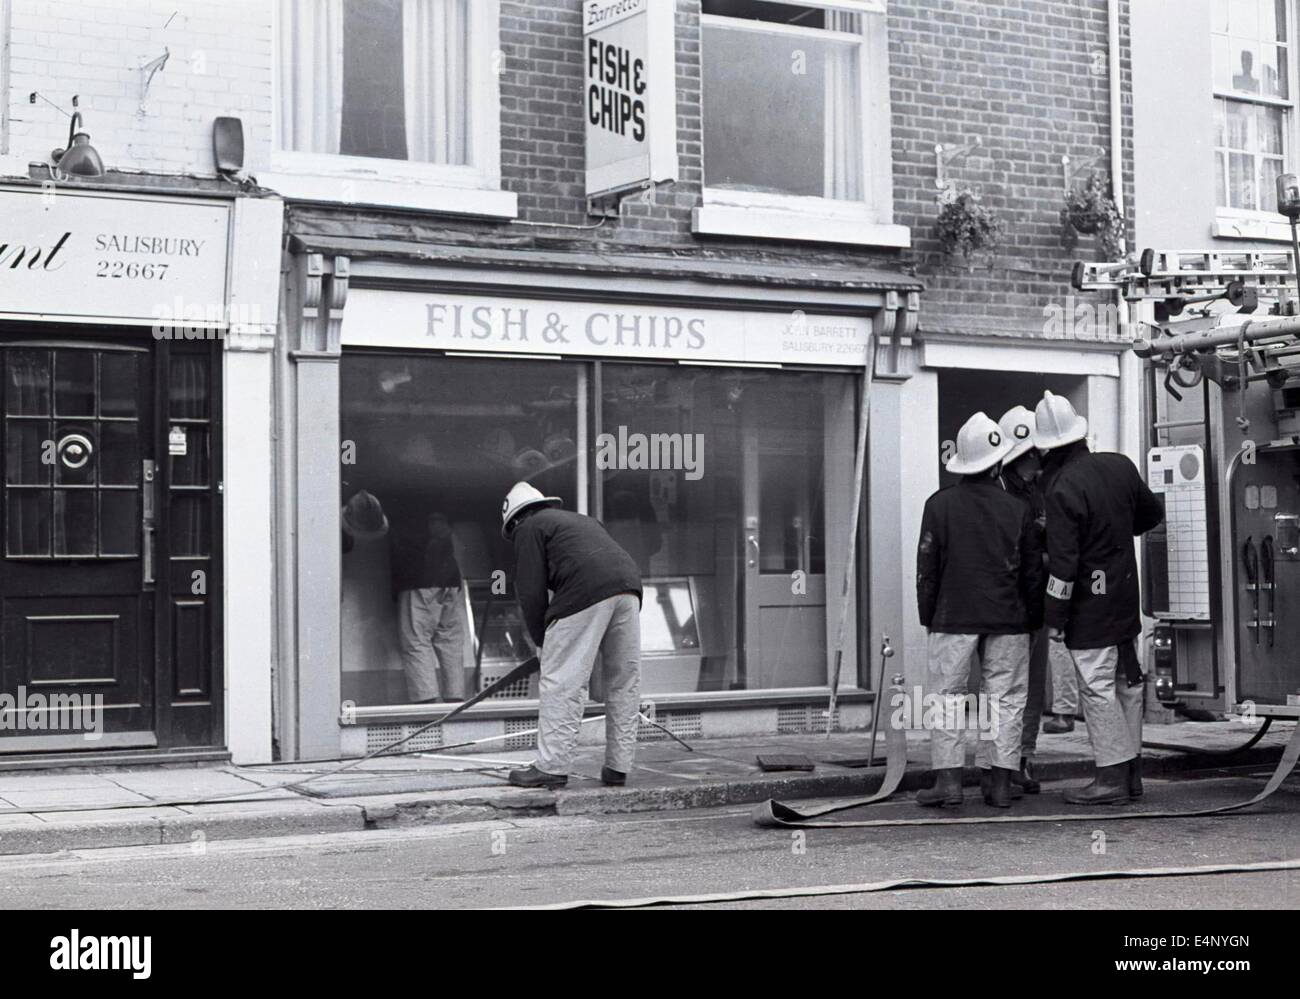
[2,0,1131,341]
[889,0,1134,339]
[3,0,272,176]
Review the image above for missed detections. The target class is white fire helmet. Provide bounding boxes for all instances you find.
[997,405,1037,465]
[500,480,562,539]
[1032,390,1089,450]
[945,411,1014,475]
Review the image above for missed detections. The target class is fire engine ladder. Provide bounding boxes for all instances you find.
[1074,249,1300,418]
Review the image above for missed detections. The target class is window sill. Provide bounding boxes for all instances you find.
[343,687,876,725]
[259,170,518,220]
[1212,213,1294,242]
[692,203,911,248]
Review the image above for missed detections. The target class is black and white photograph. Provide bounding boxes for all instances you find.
[0,0,1294,970]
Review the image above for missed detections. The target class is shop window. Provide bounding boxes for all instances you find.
[270,0,512,217]
[1214,0,1292,214]
[339,355,581,708]
[695,0,906,246]
[339,354,861,708]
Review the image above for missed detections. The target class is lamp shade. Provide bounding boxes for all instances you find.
[58,131,104,176]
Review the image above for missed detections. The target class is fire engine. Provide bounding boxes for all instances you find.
[1072,175,1300,727]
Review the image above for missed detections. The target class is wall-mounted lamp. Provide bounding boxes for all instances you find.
[30,93,104,178]
[52,112,105,177]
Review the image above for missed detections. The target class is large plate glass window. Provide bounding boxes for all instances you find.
[338,354,581,708]
[1214,0,1292,213]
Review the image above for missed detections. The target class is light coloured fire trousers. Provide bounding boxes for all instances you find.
[927,631,1029,771]
[1070,642,1143,768]
[536,593,642,777]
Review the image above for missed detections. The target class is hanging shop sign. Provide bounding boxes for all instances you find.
[583,0,678,198]
[341,289,872,367]
[0,186,231,326]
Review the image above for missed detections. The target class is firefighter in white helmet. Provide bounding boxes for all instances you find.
[997,405,1048,795]
[1033,391,1164,804]
[915,412,1043,808]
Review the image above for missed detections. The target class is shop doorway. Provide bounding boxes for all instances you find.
[0,335,222,753]
[741,425,828,687]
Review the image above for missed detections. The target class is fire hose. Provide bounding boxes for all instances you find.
[752,714,1299,829]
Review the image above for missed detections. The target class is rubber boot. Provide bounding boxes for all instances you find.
[983,767,1014,808]
[1062,763,1131,805]
[916,768,963,807]
[1128,755,1143,799]
[981,767,1023,801]
[1042,713,1075,734]
[1012,757,1041,794]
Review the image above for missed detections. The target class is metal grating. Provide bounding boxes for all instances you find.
[637,709,703,742]
[479,668,534,700]
[504,717,538,750]
[777,704,839,735]
[364,722,444,755]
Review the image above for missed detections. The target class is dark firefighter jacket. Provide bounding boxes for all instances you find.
[916,475,1044,634]
[511,507,643,648]
[1041,444,1164,649]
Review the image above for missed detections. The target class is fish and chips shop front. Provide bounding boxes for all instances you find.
[275,241,921,760]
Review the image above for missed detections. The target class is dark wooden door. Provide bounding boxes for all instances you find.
[0,342,156,750]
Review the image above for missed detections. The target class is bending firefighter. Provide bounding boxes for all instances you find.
[915,412,1044,808]
[1034,392,1164,805]
[501,482,643,791]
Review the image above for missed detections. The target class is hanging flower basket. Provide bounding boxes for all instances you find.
[935,187,1004,261]
[1062,174,1126,259]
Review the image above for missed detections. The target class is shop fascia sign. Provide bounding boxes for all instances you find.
[0,186,231,329]
[584,0,678,198]
[341,289,872,367]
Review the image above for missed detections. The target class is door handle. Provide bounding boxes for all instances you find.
[745,532,759,569]
[142,459,156,589]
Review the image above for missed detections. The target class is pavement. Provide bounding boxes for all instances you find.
[0,717,1292,857]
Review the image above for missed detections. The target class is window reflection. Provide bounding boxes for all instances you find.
[339,354,861,706]
[339,354,579,707]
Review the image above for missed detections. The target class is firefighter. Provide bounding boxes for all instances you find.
[500,482,643,790]
[1033,391,1164,804]
[915,412,1043,808]
[998,405,1047,794]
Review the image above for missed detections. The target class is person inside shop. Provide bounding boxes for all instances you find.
[1034,391,1164,805]
[915,412,1042,809]
[391,510,467,704]
[500,481,643,790]
[997,405,1048,796]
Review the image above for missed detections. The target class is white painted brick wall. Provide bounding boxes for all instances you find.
[4,0,273,177]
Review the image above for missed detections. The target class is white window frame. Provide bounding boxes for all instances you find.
[263,0,516,219]
[1212,0,1297,241]
[693,0,909,248]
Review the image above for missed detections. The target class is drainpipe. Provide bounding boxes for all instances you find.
[1110,0,1141,463]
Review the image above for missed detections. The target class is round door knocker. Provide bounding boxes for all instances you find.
[57,433,93,470]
